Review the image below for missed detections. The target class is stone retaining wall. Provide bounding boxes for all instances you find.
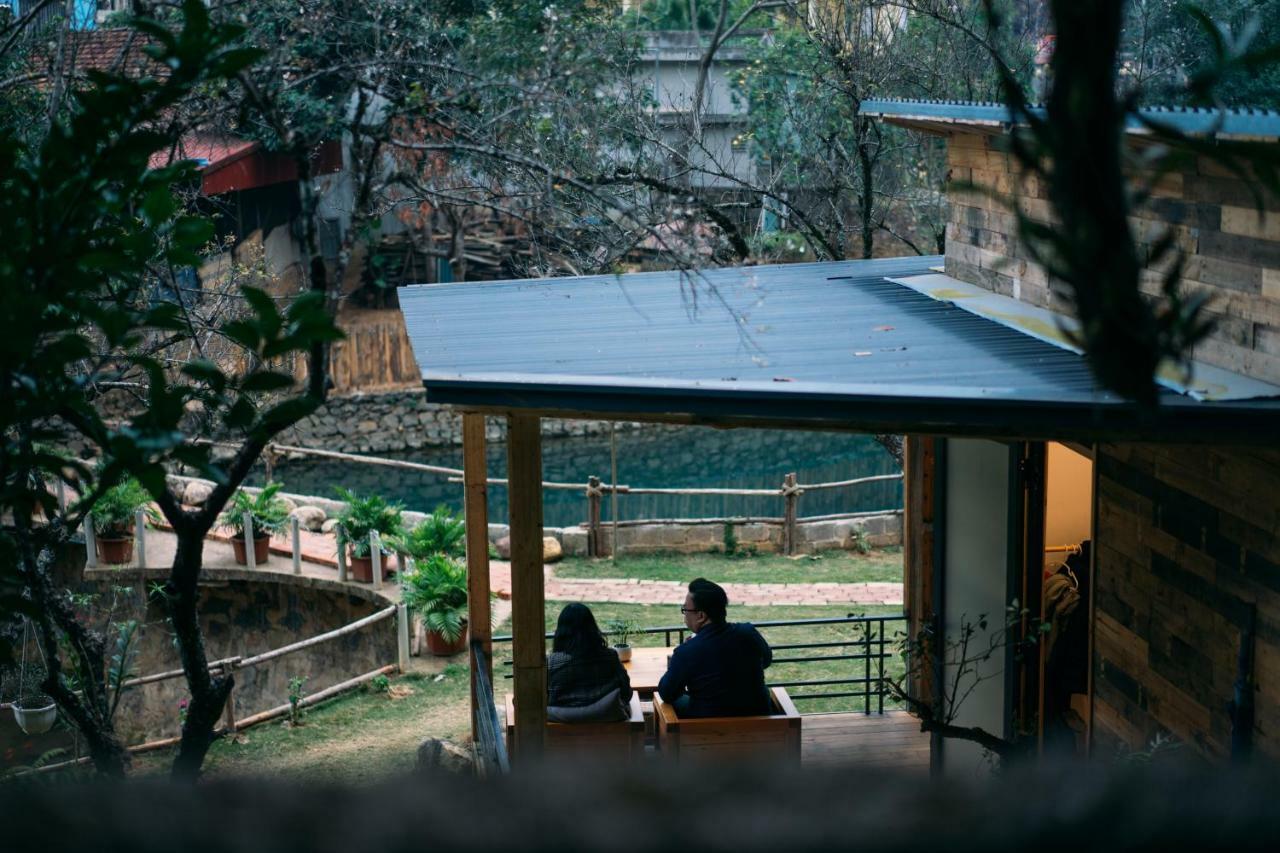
[277,388,664,454]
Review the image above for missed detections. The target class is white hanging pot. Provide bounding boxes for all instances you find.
[13,701,57,735]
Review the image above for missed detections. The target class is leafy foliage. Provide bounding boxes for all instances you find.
[334,488,404,558]
[394,505,466,560]
[89,478,157,538]
[219,482,291,537]
[603,617,642,648]
[401,555,468,643]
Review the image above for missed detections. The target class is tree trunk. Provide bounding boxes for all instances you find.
[857,123,876,260]
[168,531,233,782]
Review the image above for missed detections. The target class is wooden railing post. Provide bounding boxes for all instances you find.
[336,531,348,583]
[783,472,798,556]
[291,516,302,575]
[243,510,256,569]
[84,515,97,569]
[587,476,602,558]
[221,661,239,735]
[134,509,147,569]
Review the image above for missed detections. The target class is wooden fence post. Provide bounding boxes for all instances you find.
[371,531,383,590]
[587,475,602,558]
[55,480,67,515]
[397,603,410,672]
[84,515,97,569]
[221,661,238,735]
[291,516,302,575]
[135,509,147,569]
[336,531,348,583]
[243,511,256,569]
[783,473,798,556]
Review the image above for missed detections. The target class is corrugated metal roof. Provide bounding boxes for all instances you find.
[860,98,1280,140]
[398,257,1280,442]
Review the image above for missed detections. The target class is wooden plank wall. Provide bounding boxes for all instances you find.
[1093,443,1280,761]
[328,308,422,392]
[944,130,1280,384]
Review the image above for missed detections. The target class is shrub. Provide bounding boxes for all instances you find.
[395,505,465,559]
[89,477,157,537]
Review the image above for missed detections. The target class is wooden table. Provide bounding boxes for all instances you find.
[624,646,673,695]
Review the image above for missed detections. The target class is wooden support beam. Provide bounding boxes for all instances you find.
[903,436,936,706]
[508,414,546,760]
[463,413,493,745]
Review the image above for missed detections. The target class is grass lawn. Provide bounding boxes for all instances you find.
[496,602,909,716]
[126,667,473,785]
[553,547,903,585]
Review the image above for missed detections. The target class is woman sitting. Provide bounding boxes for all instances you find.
[546,603,633,723]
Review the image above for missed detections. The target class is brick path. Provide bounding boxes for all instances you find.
[136,527,903,608]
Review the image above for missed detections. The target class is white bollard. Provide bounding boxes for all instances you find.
[336,532,348,583]
[84,515,98,569]
[397,603,410,672]
[134,509,147,569]
[291,516,301,575]
[371,531,383,590]
[243,511,256,569]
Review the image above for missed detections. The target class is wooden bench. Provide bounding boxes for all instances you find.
[654,687,801,766]
[505,693,646,763]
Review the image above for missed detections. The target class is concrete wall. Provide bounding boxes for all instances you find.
[944,130,1280,383]
[1094,443,1280,761]
[81,574,397,745]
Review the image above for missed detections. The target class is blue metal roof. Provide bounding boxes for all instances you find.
[860,98,1280,139]
[397,257,1280,442]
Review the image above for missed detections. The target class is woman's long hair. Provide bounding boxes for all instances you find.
[551,603,608,657]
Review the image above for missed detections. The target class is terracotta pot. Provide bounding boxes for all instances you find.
[348,550,393,583]
[96,536,134,565]
[425,621,469,656]
[232,534,271,566]
[13,702,57,735]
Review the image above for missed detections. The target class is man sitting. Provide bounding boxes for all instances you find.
[658,577,773,718]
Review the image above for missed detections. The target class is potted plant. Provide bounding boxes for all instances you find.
[2,662,56,735]
[334,487,404,582]
[220,483,291,565]
[393,505,466,560]
[604,618,641,662]
[89,476,156,565]
[401,554,468,656]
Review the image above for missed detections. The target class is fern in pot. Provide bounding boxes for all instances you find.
[334,488,404,583]
[402,554,468,656]
[88,477,157,565]
[394,505,467,560]
[220,483,291,565]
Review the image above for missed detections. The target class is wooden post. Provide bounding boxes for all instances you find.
[463,413,493,745]
[221,662,238,734]
[609,424,619,560]
[243,511,256,569]
[55,480,67,515]
[134,509,147,569]
[508,414,546,760]
[336,531,348,583]
[371,531,383,590]
[84,516,97,569]
[587,475,602,558]
[291,516,302,575]
[903,436,936,707]
[783,472,798,556]
[264,446,276,483]
[397,603,410,672]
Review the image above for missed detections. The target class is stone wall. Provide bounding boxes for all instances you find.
[945,130,1280,383]
[1093,443,1280,761]
[81,573,397,745]
[277,387,663,454]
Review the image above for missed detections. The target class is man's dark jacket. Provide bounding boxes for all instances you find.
[658,622,772,717]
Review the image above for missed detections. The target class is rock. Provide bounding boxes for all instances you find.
[276,496,298,514]
[292,505,326,531]
[183,480,215,507]
[543,536,563,563]
[416,738,474,775]
[495,535,511,560]
[321,518,340,534]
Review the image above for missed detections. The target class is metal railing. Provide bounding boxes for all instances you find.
[493,614,906,715]
[471,641,510,776]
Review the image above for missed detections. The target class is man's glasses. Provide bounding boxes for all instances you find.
[680,607,701,614]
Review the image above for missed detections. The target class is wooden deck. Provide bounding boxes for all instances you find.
[800,710,930,775]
